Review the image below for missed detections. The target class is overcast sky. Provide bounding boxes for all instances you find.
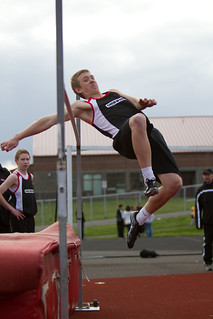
[0,0,213,169]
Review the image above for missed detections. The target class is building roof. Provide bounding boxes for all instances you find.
[33,116,213,156]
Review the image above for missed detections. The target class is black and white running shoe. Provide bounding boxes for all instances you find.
[144,179,158,197]
[127,211,140,249]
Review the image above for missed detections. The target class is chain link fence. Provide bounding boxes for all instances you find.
[35,184,202,228]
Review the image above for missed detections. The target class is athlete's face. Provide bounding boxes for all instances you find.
[76,72,100,99]
[16,153,30,172]
[203,173,213,184]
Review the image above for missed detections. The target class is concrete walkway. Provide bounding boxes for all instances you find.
[81,235,204,278]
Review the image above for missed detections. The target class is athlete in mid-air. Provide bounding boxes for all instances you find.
[1,69,182,248]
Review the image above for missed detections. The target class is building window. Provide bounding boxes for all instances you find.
[107,173,126,193]
[130,172,143,191]
[83,174,102,196]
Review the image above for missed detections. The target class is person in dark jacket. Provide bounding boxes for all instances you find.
[116,204,124,238]
[195,168,213,271]
[0,164,12,233]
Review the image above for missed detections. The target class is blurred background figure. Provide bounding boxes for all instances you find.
[124,205,132,233]
[0,164,11,233]
[116,204,124,238]
[145,214,155,238]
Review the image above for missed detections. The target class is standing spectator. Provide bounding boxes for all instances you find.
[76,207,86,240]
[0,149,37,233]
[145,214,155,237]
[81,211,85,240]
[116,204,124,238]
[124,205,132,232]
[0,164,12,233]
[190,206,195,225]
[195,168,213,271]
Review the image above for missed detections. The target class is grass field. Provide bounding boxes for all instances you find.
[35,197,202,238]
[73,215,203,238]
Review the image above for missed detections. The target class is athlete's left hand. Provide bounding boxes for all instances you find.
[139,98,157,110]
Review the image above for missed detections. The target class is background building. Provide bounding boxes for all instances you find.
[30,116,213,199]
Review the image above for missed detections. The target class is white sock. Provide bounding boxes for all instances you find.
[136,207,152,226]
[141,167,155,181]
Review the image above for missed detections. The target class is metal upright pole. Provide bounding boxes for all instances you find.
[75,95,83,308]
[67,145,73,227]
[55,0,68,318]
[73,98,100,312]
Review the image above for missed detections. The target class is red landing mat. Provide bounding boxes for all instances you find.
[71,273,213,319]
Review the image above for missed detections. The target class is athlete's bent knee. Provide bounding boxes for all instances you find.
[129,113,146,130]
[169,175,182,196]
[160,174,182,198]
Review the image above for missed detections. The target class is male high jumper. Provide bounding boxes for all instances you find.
[1,69,182,248]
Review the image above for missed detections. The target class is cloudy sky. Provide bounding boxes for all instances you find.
[0,0,213,169]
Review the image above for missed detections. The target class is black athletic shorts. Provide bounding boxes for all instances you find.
[112,118,180,179]
[10,214,35,233]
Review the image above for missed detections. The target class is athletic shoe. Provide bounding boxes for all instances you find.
[127,211,140,249]
[144,179,158,197]
[205,264,212,271]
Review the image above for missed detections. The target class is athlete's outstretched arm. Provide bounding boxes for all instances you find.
[109,89,157,110]
[1,99,93,152]
[1,113,58,152]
